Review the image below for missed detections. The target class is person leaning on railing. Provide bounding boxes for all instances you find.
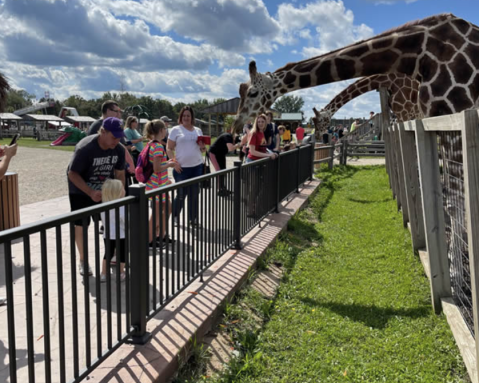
[0,143,18,306]
[67,117,126,277]
[245,114,277,218]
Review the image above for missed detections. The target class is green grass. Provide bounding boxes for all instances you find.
[208,165,469,383]
[0,137,76,152]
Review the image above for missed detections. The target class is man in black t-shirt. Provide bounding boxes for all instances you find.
[68,117,126,276]
[265,111,280,152]
[208,132,237,196]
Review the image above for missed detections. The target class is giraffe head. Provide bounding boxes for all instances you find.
[312,107,333,133]
[232,61,278,133]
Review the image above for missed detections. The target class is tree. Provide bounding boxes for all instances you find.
[5,89,34,112]
[273,95,305,114]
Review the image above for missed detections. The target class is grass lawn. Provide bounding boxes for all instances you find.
[208,165,469,383]
[0,137,76,152]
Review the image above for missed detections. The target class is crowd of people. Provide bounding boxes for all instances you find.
[2,99,310,284]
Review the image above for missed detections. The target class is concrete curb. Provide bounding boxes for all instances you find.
[86,179,321,382]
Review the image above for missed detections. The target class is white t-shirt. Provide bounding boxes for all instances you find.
[101,206,126,240]
[169,125,204,168]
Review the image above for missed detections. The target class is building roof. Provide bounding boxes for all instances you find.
[278,113,303,121]
[201,98,240,115]
[24,114,65,122]
[0,113,23,120]
[64,116,96,123]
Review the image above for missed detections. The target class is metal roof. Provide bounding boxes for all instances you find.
[0,113,23,120]
[64,116,96,123]
[24,114,65,122]
[201,98,240,115]
[278,113,303,121]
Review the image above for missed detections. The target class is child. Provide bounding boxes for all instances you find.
[100,179,126,282]
[143,119,179,247]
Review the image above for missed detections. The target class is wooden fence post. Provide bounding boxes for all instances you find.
[328,144,334,170]
[415,119,451,313]
[393,123,409,227]
[384,126,392,188]
[398,122,426,251]
[390,124,401,210]
[461,109,479,376]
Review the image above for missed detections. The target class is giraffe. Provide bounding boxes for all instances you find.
[232,13,479,132]
[0,73,9,113]
[311,73,421,135]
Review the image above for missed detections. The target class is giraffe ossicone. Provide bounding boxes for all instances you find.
[233,13,479,131]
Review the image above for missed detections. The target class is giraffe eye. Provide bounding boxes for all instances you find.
[248,90,259,98]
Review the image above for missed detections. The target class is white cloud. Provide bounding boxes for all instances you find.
[275,0,374,57]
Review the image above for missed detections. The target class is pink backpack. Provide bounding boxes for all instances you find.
[135,140,159,183]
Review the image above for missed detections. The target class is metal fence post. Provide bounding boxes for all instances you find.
[296,146,301,193]
[127,184,151,344]
[232,161,243,250]
[415,119,451,314]
[275,154,281,213]
[309,135,316,180]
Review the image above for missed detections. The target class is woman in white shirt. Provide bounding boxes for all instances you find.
[167,106,206,227]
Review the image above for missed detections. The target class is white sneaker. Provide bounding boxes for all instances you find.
[110,256,117,266]
[79,263,93,276]
[0,297,6,306]
[100,274,107,283]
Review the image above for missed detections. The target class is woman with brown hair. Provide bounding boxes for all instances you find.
[166,106,206,227]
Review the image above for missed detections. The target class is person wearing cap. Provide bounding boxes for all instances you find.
[67,117,126,276]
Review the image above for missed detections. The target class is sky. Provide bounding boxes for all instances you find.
[0,0,478,121]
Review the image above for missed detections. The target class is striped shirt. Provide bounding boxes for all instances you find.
[146,142,168,200]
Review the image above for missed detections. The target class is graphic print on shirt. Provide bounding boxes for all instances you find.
[88,155,119,190]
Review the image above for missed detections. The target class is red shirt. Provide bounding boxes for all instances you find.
[247,131,267,160]
[296,126,305,140]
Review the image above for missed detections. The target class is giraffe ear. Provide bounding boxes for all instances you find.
[249,61,257,81]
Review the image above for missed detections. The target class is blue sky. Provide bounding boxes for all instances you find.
[0,0,478,120]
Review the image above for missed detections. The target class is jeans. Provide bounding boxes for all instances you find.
[173,163,204,223]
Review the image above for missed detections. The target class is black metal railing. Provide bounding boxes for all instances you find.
[0,142,315,383]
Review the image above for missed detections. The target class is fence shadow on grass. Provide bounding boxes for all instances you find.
[312,165,359,221]
[301,298,430,329]
[347,197,393,204]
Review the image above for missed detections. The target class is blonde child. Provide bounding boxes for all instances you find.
[100,179,126,282]
[143,120,179,247]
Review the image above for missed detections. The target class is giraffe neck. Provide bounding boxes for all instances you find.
[271,14,454,96]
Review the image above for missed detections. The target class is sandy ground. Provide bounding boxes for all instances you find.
[5,146,385,206]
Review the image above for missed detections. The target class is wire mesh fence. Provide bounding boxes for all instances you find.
[437,131,473,336]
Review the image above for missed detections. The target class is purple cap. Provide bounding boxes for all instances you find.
[102,117,125,138]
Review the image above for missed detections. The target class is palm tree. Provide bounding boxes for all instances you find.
[0,73,10,113]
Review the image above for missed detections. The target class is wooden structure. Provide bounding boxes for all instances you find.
[0,172,20,230]
[0,113,22,139]
[63,115,96,131]
[23,114,66,141]
[275,113,303,132]
[201,98,240,137]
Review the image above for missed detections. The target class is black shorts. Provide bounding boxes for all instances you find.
[69,193,101,227]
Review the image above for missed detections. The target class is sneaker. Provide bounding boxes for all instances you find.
[79,263,93,276]
[173,217,180,227]
[110,256,117,266]
[100,274,107,283]
[0,297,6,306]
[99,225,104,235]
[157,235,175,244]
[149,241,166,250]
[119,273,126,282]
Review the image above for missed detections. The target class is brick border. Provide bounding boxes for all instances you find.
[87,179,321,382]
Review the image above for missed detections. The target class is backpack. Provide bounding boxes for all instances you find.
[135,140,159,183]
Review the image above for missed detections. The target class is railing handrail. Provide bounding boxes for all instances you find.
[0,196,136,242]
